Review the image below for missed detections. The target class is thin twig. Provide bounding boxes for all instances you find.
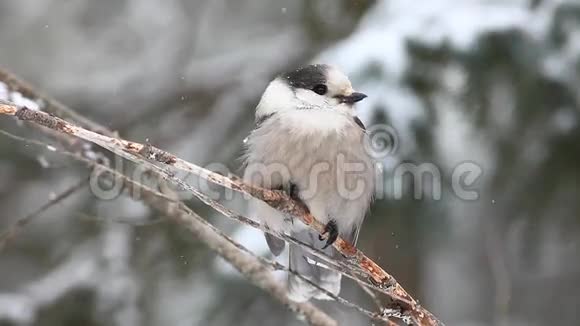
[358,279,385,310]
[0,178,88,252]
[76,212,166,226]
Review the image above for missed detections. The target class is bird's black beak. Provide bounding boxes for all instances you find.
[339,92,367,104]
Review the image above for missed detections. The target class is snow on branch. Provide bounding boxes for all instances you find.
[0,99,443,326]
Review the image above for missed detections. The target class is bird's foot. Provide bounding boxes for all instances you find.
[319,220,338,249]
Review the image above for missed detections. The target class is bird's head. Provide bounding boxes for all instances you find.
[256,64,367,121]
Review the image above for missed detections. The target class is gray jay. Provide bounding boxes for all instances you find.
[243,64,375,302]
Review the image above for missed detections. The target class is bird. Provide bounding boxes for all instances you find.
[243,64,375,302]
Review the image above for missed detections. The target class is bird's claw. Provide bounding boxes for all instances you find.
[319,220,338,249]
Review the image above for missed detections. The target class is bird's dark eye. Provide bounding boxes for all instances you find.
[312,84,327,95]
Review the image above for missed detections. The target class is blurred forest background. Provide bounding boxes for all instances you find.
[1,0,579,325]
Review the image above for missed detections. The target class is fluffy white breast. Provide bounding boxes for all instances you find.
[244,110,374,235]
[279,108,353,136]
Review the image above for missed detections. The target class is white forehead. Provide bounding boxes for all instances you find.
[325,65,353,95]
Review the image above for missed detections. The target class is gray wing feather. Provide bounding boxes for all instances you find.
[287,230,341,302]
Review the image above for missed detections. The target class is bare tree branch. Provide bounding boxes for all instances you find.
[0,124,337,326]
[0,99,443,326]
[0,128,398,324]
[0,171,88,252]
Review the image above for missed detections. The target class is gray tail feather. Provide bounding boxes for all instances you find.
[264,232,285,256]
[287,230,341,302]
